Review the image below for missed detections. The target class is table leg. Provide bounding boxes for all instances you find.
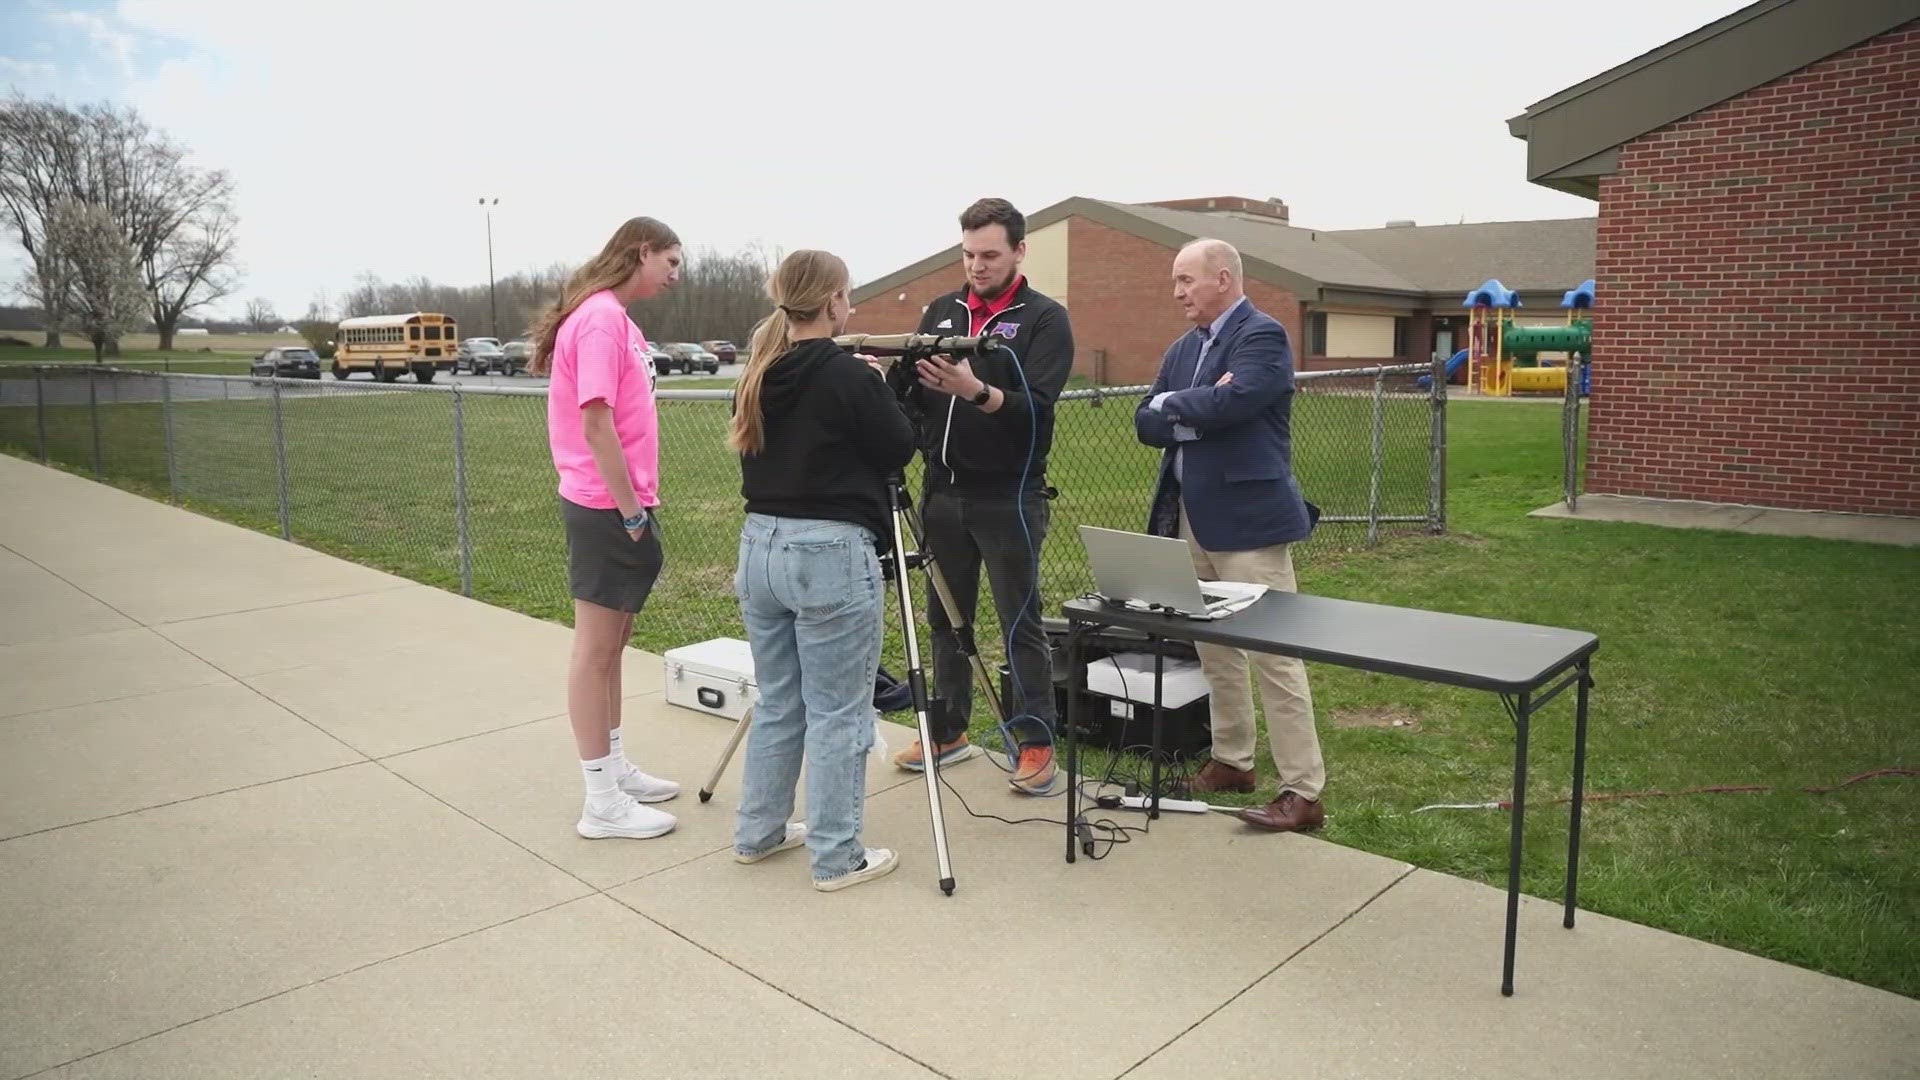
[1565,660,1591,929]
[1066,624,1084,864]
[1150,638,1164,819]
[1503,689,1532,997]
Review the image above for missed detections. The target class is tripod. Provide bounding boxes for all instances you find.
[697,471,1011,897]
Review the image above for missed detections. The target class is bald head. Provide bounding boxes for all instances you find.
[1172,238,1245,326]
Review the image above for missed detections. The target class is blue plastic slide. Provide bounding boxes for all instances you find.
[1416,349,1470,390]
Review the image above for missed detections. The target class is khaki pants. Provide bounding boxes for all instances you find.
[1179,506,1325,800]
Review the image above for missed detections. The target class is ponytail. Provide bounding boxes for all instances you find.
[729,309,793,455]
[729,249,849,456]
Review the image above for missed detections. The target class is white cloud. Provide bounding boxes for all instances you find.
[104,0,1753,320]
[50,8,138,79]
[0,58,60,78]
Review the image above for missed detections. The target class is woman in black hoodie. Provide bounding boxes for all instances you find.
[727,250,916,892]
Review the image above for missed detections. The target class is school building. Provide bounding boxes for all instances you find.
[847,196,1596,387]
[1509,0,1919,517]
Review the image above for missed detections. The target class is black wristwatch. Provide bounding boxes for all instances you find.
[968,383,992,407]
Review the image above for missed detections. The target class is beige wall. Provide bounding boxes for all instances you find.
[1023,219,1069,307]
[1325,312,1396,357]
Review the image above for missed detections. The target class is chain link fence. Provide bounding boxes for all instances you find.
[0,360,1447,674]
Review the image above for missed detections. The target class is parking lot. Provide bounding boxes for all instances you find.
[441,362,744,390]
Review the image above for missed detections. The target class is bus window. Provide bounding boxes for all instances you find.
[425,326,442,341]
[410,326,421,341]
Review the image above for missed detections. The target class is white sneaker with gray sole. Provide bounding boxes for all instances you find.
[577,792,677,840]
[735,823,808,864]
[813,847,899,892]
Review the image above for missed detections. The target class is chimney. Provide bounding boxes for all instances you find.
[1143,195,1289,223]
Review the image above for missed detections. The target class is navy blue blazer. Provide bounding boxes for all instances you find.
[1134,300,1319,552]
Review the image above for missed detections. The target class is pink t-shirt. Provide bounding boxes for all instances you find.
[546,290,659,510]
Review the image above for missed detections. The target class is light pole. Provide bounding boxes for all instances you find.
[479,197,498,338]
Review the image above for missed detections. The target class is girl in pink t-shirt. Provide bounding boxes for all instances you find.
[527,216,684,842]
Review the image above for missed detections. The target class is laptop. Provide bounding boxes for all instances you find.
[1078,526,1267,620]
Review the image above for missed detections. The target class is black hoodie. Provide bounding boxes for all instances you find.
[739,337,917,551]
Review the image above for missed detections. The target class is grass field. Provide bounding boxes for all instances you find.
[2,377,1914,998]
[0,341,261,374]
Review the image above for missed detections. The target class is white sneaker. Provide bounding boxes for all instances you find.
[813,847,898,892]
[617,763,680,804]
[735,823,808,864]
[577,792,676,840]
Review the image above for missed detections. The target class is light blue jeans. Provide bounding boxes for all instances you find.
[733,513,884,881]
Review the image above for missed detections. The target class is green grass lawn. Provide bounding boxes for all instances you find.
[1,346,252,374]
[3,379,1914,998]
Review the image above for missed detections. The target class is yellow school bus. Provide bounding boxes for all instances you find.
[332,312,459,382]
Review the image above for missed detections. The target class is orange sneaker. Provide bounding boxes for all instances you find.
[891,736,980,773]
[1009,746,1058,795]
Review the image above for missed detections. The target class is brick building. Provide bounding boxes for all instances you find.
[847,196,1595,387]
[1509,0,1920,517]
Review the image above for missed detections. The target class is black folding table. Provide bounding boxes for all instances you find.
[1059,592,1597,996]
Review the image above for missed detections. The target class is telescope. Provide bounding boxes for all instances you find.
[832,332,1009,360]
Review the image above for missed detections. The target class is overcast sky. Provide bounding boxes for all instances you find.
[2,0,1752,321]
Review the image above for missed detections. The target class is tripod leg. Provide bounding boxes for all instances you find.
[901,501,1009,728]
[698,705,753,803]
[890,502,957,895]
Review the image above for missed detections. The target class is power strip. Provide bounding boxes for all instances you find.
[1119,794,1212,814]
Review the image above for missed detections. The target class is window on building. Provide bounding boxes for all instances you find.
[1308,312,1327,356]
[1393,317,1409,357]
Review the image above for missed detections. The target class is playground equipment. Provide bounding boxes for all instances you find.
[1460,278,1593,396]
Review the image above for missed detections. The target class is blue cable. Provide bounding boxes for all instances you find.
[988,341,1059,787]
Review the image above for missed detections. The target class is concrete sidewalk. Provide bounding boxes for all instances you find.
[2,453,1914,1080]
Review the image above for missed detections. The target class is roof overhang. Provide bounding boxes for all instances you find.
[1507,0,1919,200]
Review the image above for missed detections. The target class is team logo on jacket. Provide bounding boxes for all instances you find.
[993,322,1019,340]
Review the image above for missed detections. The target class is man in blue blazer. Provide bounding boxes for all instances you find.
[1135,239,1326,833]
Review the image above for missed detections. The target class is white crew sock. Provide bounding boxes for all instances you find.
[582,752,619,802]
[608,727,629,772]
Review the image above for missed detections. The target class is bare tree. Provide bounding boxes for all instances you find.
[0,93,240,352]
[245,296,278,332]
[23,200,150,361]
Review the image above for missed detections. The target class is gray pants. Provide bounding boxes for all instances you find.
[920,486,1055,747]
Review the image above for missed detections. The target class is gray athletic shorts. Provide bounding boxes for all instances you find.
[560,496,664,614]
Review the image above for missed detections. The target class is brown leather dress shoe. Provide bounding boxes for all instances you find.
[1188,759,1256,795]
[1238,791,1326,832]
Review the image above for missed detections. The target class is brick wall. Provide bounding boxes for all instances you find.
[848,262,964,337]
[1065,217,1303,386]
[1589,22,1920,516]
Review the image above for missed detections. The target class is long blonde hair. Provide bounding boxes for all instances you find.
[728,250,850,456]
[527,217,681,376]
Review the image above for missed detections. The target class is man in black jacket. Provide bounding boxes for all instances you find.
[891,198,1075,795]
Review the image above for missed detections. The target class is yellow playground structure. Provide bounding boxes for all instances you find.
[1462,278,1594,397]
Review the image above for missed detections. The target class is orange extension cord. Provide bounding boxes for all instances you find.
[1410,767,1916,813]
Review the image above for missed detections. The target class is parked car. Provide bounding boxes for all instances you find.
[497,339,530,376]
[251,347,322,379]
[664,342,720,374]
[648,345,673,378]
[700,340,738,365]
[457,337,506,374]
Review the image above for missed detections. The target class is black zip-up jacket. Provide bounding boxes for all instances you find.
[907,279,1074,492]
[739,337,917,551]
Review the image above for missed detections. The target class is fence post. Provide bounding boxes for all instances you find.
[1563,358,1581,511]
[453,385,473,597]
[88,367,103,480]
[162,373,180,505]
[34,366,47,464]
[1428,351,1448,535]
[1367,368,1385,547]
[271,379,291,540]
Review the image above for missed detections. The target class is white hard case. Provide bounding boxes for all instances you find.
[663,637,757,722]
